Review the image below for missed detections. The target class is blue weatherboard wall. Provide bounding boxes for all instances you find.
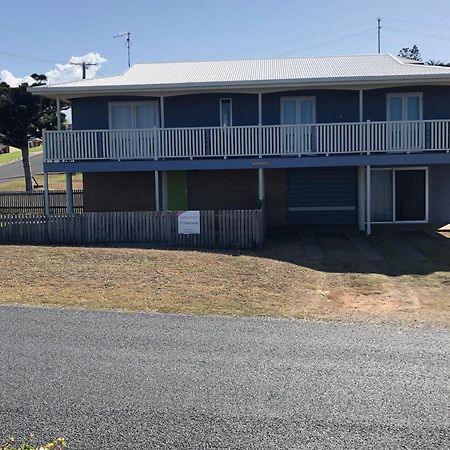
[262,90,360,125]
[164,93,259,127]
[69,86,450,131]
[70,96,160,130]
[429,164,450,225]
[363,85,450,121]
[287,167,357,224]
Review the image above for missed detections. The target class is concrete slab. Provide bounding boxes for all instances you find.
[345,231,384,261]
[299,230,324,260]
[386,231,430,262]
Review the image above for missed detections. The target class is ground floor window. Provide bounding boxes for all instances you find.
[371,167,428,223]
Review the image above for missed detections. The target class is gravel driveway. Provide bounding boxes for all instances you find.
[0,306,448,449]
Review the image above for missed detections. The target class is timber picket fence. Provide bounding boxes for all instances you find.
[0,210,264,249]
[0,190,83,214]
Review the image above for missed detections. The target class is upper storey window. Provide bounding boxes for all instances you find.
[109,101,159,129]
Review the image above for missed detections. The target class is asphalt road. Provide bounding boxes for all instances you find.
[0,153,43,183]
[0,307,448,449]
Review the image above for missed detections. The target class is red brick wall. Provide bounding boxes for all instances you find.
[82,169,288,228]
[83,172,156,212]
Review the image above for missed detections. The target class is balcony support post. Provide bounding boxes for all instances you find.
[155,170,160,212]
[162,171,168,210]
[258,168,265,210]
[258,93,263,157]
[44,172,50,216]
[357,166,365,231]
[366,165,371,236]
[66,173,73,215]
[56,97,61,131]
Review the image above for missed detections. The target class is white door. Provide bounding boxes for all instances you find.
[281,97,316,153]
[387,93,423,150]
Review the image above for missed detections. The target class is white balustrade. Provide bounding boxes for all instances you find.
[43,119,450,163]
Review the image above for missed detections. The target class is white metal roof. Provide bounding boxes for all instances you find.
[31,54,450,97]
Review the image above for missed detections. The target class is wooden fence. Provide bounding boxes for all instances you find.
[0,210,264,249]
[0,190,83,214]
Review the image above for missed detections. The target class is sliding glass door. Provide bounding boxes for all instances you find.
[371,168,428,223]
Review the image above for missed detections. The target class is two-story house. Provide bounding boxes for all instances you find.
[31,54,450,235]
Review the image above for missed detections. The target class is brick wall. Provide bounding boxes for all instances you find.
[83,169,288,228]
[187,169,287,228]
[83,172,156,212]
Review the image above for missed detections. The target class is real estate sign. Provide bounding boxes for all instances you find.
[178,210,201,234]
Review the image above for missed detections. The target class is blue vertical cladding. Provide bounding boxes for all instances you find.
[363,85,450,121]
[70,96,160,130]
[262,90,360,125]
[287,167,357,224]
[429,164,450,225]
[69,86,450,130]
[164,93,259,127]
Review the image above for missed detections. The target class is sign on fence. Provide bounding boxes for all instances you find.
[177,210,201,234]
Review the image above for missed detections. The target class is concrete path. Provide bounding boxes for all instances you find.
[0,153,43,183]
[0,306,448,449]
[299,230,324,260]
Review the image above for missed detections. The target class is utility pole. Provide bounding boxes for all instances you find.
[70,61,98,79]
[377,17,382,54]
[114,32,131,67]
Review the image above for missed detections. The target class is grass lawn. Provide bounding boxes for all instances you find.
[1,231,449,326]
[0,173,83,191]
[0,146,42,166]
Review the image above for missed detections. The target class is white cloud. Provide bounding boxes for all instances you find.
[0,70,35,86]
[0,52,107,87]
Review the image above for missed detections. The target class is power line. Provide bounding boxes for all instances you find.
[278,28,374,56]
[204,19,374,59]
[351,30,379,54]
[0,50,58,65]
[385,26,450,42]
[384,17,450,31]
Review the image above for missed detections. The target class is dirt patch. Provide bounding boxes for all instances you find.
[0,242,449,326]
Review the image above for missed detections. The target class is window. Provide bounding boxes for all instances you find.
[281,97,316,125]
[109,101,159,129]
[387,93,422,121]
[371,167,428,223]
[220,99,232,126]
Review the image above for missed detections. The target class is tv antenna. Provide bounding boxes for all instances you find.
[70,61,98,80]
[114,32,131,67]
[377,17,382,54]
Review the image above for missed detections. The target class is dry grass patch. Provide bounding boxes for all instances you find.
[1,244,449,326]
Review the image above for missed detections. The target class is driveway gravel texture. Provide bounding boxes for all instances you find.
[0,306,448,449]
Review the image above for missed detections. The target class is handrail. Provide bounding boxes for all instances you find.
[43,119,450,162]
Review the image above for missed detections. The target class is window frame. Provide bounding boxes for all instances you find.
[370,166,429,224]
[108,101,160,129]
[386,92,423,121]
[219,98,233,127]
[280,96,316,125]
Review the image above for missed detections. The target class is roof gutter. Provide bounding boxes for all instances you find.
[29,74,450,99]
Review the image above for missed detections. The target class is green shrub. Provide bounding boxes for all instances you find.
[0,436,67,450]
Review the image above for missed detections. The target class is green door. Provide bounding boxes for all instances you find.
[168,171,188,210]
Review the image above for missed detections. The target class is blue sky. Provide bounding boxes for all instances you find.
[1,0,450,83]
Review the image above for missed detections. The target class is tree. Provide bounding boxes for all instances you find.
[427,59,450,66]
[0,75,66,191]
[398,45,422,61]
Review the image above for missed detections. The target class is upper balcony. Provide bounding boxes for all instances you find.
[44,119,450,165]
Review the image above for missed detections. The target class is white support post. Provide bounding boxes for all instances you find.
[56,97,61,131]
[258,93,263,157]
[258,168,265,209]
[44,172,50,216]
[357,166,365,231]
[155,170,160,212]
[160,96,165,128]
[366,165,371,235]
[162,171,168,210]
[359,89,364,122]
[66,173,73,214]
